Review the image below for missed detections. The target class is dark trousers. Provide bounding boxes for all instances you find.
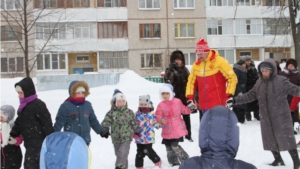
[233,108,246,123]
[182,114,191,138]
[165,142,189,164]
[24,146,41,169]
[135,144,160,168]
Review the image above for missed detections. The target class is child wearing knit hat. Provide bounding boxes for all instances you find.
[156,84,191,166]
[134,95,161,169]
[0,105,23,169]
[100,89,139,169]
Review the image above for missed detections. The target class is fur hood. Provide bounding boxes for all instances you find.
[68,81,90,98]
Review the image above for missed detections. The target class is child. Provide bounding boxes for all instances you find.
[156,84,191,166]
[1,105,23,169]
[100,89,139,169]
[134,95,161,169]
[10,77,54,169]
[54,80,103,145]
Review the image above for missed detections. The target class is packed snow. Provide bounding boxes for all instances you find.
[1,70,299,169]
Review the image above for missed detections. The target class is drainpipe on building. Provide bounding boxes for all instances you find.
[166,0,170,69]
[233,3,238,62]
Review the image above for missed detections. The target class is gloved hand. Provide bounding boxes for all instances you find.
[100,127,110,139]
[187,100,196,111]
[133,131,141,138]
[226,97,235,108]
[169,62,178,71]
[8,137,17,145]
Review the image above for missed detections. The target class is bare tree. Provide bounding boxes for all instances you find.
[1,0,66,77]
[287,0,300,63]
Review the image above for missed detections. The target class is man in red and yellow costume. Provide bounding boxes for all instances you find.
[186,38,237,116]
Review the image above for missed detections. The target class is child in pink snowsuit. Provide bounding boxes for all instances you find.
[156,84,191,166]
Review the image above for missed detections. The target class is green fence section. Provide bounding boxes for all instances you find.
[144,76,164,83]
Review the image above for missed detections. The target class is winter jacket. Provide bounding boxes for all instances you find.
[40,132,88,169]
[280,68,300,122]
[135,110,160,144]
[245,62,259,112]
[164,55,190,106]
[179,106,257,169]
[234,59,300,151]
[10,78,54,149]
[185,50,237,110]
[101,105,139,144]
[0,133,23,169]
[155,98,190,139]
[232,64,247,110]
[54,81,102,144]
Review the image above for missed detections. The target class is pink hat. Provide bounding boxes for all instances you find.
[195,38,210,54]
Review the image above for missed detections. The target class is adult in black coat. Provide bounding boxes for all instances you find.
[10,77,54,169]
[242,55,260,121]
[232,59,247,123]
[164,50,193,142]
[279,58,300,134]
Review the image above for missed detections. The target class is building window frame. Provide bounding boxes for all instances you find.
[34,0,90,8]
[99,51,128,69]
[37,53,66,70]
[140,53,162,68]
[1,25,22,41]
[98,22,128,39]
[218,49,235,64]
[173,0,195,9]
[174,23,195,38]
[207,20,233,35]
[183,53,196,65]
[139,24,161,38]
[1,57,24,73]
[236,19,262,35]
[97,0,127,7]
[1,0,22,10]
[263,18,290,35]
[138,0,160,9]
[76,55,90,62]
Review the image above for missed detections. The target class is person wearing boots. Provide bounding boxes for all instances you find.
[241,55,260,121]
[279,58,300,134]
[232,59,247,123]
[226,58,300,169]
[164,50,193,142]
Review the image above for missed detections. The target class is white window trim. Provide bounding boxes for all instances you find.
[138,0,161,9]
[74,27,91,39]
[140,53,162,69]
[1,0,21,10]
[173,0,195,9]
[235,19,262,35]
[37,53,66,70]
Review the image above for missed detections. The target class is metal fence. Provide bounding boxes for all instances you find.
[144,76,163,83]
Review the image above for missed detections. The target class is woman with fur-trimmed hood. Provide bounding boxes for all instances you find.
[54,81,103,145]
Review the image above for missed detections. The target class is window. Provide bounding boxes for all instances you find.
[34,0,90,8]
[98,22,128,38]
[76,56,89,62]
[207,20,233,35]
[139,0,160,9]
[36,23,66,39]
[236,19,261,34]
[210,0,234,6]
[174,23,195,38]
[141,54,161,68]
[1,57,23,73]
[1,0,21,10]
[218,49,234,64]
[184,53,196,65]
[37,53,66,70]
[1,26,22,41]
[140,24,161,38]
[97,0,126,7]
[99,51,128,69]
[263,18,290,35]
[236,0,255,6]
[174,0,194,8]
[240,51,251,57]
[66,22,96,39]
[263,0,282,6]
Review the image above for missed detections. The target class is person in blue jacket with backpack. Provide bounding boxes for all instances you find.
[54,80,103,145]
[179,106,257,169]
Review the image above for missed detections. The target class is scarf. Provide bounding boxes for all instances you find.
[18,94,38,112]
[138,107,154,113]
[67,97,85,105]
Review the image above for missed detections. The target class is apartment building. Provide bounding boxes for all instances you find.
[206,0,293,64]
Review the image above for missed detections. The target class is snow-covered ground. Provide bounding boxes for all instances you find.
[1,70,299,169]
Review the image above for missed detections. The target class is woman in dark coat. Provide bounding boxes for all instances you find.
[279,58,300,133]
[179,106,257,169]
[232,59,247,123]
[164,50,192,141]
[230,59,300,169]
[10,77,54,169]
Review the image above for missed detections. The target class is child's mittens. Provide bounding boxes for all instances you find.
[100,127,110,139]
[133,134,140,140]
[8,137,17,145]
